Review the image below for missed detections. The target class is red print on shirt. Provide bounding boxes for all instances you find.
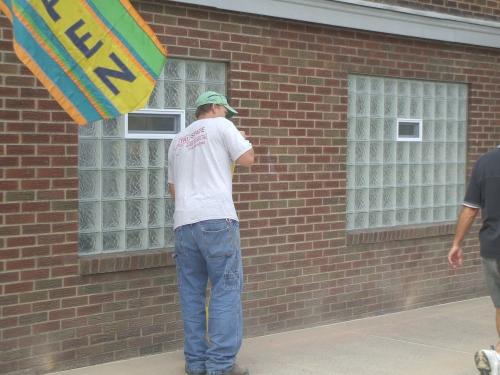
[177,126,208,150]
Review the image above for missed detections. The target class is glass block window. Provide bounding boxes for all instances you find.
[79,59,226,254]
[347,75,468,230]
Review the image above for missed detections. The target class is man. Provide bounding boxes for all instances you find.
[448,146,500,375]
[168,91,254,375]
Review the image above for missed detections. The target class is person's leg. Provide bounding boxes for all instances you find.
[194,219,244,375]
[175,225,209,374]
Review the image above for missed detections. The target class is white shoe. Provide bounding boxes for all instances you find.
[475,349,500,375]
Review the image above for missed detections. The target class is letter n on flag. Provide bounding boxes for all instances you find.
[0,0,167,125]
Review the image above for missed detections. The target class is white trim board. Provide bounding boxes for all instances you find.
[173,0,500,49]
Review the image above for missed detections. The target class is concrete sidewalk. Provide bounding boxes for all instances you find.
[52,296,494,375]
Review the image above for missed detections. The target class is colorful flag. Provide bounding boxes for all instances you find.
[0,0,167,125]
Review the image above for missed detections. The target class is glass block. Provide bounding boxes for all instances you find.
[164,226,175,247]
[355,117,370,140]
[422,142,434,162]
[148,169,164,197]
[409,187,421,208]
[396,142,409,163]
[369,188,383,210]
[433,185,446,206]
[103,231,125,252]
[126,229,147,250]
[102,140,124,168]
[164,80,183,108]
[186,83,203,108]
[384,79,397,95]
[79,139,100,168]
[421,186,433,206]
[384,96,396,117]
[347,118,356,141]
[355,95,369,116]
[422,120,433,142]
[102,170,125,199]
[369,142,382,164]
[79,232,101,254]
[434,143,445,162]
[409,98,422,118]
[446,184,458,205]
[434,120,445,141]
[149,228,164,249]
[409,164,421,185]
[166,59,184,80]
[410,82,423,97]
[348,94,357,118]
[408,208,420,223]
[446,205,458,220]
[458,85,468,98]
[397,80,409,96]
[395,209,409,225]
[423,83,434,98]
[126,170,147,198]
[370,95,384,116]
[356,76,369,93]
[383,164,396,186]
[165,198,175,226]
[186,110,197,126]
[346,165,355,189]
[126,140,147,167]
[354,189,368,211]
[423,99,435,119]
[457,184,465,200]
[368,211,382,228]
[397,96,410,117]
[347,189,355,212]
[433,207,445,222]
[409,143,421,163]
[369,165,383,187]
[446,100,458,120]
[148,140,164,167]
[383,118,396,140]
[446,121,457,142]
[382,210,395,226]
[435,99,446,118]
[370,119,383,141]
[355,165,369,187]
[447,84,458,98]
[186,61,203,80]
[421,207,432,222]
[149,198,165,226]
[206,83,225,94]
[446,143,457,162]
[355,142,370,164]
[433,163,446,185]
[422,164,433,185]
[383,187,396,209]
[102,200,124,230]
[354,212,368,229]
[79,201,100,232]
[458,100,467,120]
[435,83,446,97]
[147,84,161,109]
[370,76,384,94]
[346,213,354,230]
[79,170,100,200]
[206,62,225,82]
[126,199,147,228]
[102,117,124,137]
[457,122,466,141]
[79,121,99,137]
[396,185,410,208]
[383,142,396,163]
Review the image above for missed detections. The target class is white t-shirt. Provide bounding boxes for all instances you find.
[167,117,252,229]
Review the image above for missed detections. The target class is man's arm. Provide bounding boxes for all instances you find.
[168,183,175,200]
[448,205,479,269]
[236,148,254,167]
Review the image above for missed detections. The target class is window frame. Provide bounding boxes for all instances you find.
[396,118,422,142]
[125,108,185,139]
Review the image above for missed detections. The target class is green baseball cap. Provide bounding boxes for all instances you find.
[195,91,238,118]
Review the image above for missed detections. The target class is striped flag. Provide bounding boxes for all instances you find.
[0,0,167,125]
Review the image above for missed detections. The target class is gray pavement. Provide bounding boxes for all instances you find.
[52,296,495,375]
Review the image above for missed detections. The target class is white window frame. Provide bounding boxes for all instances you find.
[124,108,185,139]
[396,118,422,142]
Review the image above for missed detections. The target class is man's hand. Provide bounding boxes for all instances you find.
[448,245,464,269]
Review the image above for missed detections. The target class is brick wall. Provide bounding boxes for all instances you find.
[0,0,496,373]
[364,0,500,22]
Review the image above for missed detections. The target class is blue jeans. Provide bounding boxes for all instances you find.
[174,219,243,375]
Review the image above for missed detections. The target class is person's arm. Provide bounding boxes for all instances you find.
[236,148,254,167]
[168,183,175,200]
[448,205,479,269]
